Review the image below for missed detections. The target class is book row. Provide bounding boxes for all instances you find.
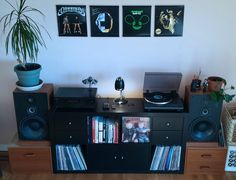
[87,116,119,144]
[56,145,87,171]
[150,145,182,171]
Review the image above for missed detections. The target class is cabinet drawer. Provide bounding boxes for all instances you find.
[8,147,52,173]
[54,131,87,144]
[87,144,151,172]
[54,112,86,130]
[151,131,182,145]
[186,149,226,162]
[152,117,183,131]
[185,161,225,174]
[185,142,227,174]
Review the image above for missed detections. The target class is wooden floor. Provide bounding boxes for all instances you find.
[1,162,236,180]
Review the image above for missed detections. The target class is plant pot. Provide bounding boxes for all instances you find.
[14,63,42,87]
[207,76,225,92]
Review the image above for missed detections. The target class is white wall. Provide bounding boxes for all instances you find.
[0,0,236,143]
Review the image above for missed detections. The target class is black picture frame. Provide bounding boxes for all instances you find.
[56,5,87,37]
[90,6,119,37]
[123,6,151,37]
[154,5,184,37]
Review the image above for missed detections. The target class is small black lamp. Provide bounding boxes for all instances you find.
[114,77,128,104]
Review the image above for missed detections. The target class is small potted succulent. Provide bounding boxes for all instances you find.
[0,0,50,88]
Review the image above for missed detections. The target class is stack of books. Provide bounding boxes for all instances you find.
[150,145,181,171]
[88,116,119,144]
[56,145,87,171]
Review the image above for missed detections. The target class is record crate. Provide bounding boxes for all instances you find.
[222,106,236,145]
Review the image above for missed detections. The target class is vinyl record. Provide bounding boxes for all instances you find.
[144,92,173,105]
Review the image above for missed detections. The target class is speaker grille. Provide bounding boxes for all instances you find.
[184,86,222,142]
[19,116,48,140]
[190,118,217,141]
[13,84,53,140]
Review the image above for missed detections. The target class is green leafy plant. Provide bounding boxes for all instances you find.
[0,0,50,67]
[210,81,235,103]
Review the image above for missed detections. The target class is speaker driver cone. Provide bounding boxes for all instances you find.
[19,116,48,140]
[190,118,216,141]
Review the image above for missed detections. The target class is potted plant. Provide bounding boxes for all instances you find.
[210,79,235,103]
[207,76,226,92]
[0,0,50,88]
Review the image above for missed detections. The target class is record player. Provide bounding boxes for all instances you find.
[143,72,184,111]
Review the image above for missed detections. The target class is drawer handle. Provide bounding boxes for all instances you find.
[23,153,36,158]
[69,135,73,139]
[201,154,212,158]
[200,166,210,170]
[165,136,169,139]
[68,121,72,126]
[166,122,170,127]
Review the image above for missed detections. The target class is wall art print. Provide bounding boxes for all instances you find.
[90,6,119,37]
[123,6,151,37]
[56,5,87,36]
[154,5,184,37]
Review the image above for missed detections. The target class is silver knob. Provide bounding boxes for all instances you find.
[166,122,170,127]
[114,156,117,159]
[121,156,124,160]
[166,136,169,139]
[68,122,72,125]
[69,135,73,139]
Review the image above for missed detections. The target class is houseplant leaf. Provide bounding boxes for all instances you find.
[210,91,219,102]
[224,94,235,103]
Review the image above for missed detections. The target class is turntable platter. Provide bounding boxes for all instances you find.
[144,92,173,105]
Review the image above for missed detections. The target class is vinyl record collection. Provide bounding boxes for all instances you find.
[88,116,119,144]
[56,145,87,171]
[150,145,182,171]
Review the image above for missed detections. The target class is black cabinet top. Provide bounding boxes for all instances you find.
[53,98,186,116]
[97,98,143,113]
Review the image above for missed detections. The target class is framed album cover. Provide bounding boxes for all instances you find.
[154,5,184,37]
[122,117,151,143]
[123,6,151,37]
[90,6,119,37]
[56,5,87,36]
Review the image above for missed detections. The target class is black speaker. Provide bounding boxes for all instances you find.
[184,86,222,142]
[13,84,53,140]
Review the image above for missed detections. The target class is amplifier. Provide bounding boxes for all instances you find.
[54,87,97,110]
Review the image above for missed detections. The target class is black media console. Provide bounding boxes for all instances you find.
[49,98,186,173]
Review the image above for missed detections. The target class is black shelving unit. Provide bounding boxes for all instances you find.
[49,98,186,173]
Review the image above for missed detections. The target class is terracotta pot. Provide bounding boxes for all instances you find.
[207,76,225,92]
